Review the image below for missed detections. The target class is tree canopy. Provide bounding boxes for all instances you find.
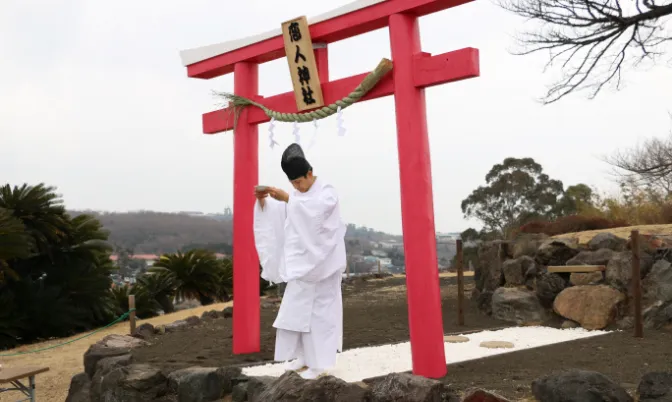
[461,157,589,237]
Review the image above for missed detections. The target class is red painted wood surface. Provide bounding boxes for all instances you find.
[389,12,446,378]
[203,47,478,134]
[232,62,261,354]
[187,0,473,78]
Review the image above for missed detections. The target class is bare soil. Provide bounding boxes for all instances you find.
[132,273,672,400]
[132,273,504,371]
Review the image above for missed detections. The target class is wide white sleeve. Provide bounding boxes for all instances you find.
[253,198,287,284]
[283,185,346,283]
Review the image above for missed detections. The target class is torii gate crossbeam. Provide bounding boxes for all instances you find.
[180,0,480,378]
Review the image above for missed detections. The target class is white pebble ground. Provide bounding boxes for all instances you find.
[242,326,610,382]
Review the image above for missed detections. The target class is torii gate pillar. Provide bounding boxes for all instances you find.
[180,0,480,379]
[389,13,446,376]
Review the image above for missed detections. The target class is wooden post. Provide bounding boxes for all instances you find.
[378,259,382,274]
[631,230,643,338]
[456,240,465,326]
[346,262,350,278]
[128,295,136,335]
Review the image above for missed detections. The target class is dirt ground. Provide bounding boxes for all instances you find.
[133,273,672,401]
[445,330,672,400]
[132,272,500,371]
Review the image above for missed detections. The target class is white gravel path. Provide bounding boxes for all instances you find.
[242,326,611,382]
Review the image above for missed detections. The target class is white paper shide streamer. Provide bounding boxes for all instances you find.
[336,106,346,136]
[308,119,319,150]
[293,122,300,144]
[268,117,279,149]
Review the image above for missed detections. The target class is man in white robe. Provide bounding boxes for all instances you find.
[253,143,346,380]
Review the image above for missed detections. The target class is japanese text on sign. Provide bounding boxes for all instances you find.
[281,16,324,111]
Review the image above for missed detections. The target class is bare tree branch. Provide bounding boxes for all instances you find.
[499,0,672,103]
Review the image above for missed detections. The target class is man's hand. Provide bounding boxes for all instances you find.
[269,187,289,203]
[255,187,269,209]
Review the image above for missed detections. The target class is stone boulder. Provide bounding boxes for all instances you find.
[536,238,580,266]
[99,364,168,402]
[65,373,91,402]
[165,320,189,333]
[222,306,234,318]
[588,233,627,252]
[83,335,146,378]
[369,372,459,402]
[252,371,370,402]
[606,251,654,292]
[184,315,202,326]
[644,260,672,304]
[491,287,548,325]
[476,290,494,315]
[90,354,134,401]
[131,323,155,340]
[570,272,604,286]
[502,256,535,287]
[462,388,511,402]
[532,370,633,402]
[566,248,615,266]
[168,367,241,402]
[241,376,275,402]
[201,310,220,321]
[643,302,672,330]
[475,242,505,292]
[536,272,567,308]
[638,371,672,402]
[512,233,549,258]
[553,285,625,330]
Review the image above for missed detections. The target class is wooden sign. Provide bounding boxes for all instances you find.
[281,16,324,111]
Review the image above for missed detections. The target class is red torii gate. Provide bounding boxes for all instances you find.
[180,0,479,378]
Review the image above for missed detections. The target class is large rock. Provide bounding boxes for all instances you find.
[588,233,627,252]
[476,242,505,292]
[644,260,672,304]
[502,256,535,287]
[83,335,146,378]
[644,301,672,330]
[491,287,548,325]
[638,372,672,402]
[532,370,633,402]
[369,372,458,402]
[99,364,168,402]
[642,260,672,329]
[566,248,615,266]
[65,372,91,402]
[462,388,511,402]
[132,323,155,340]
[476,290,494,315]
[222,306,234,318]
[512,233,549,258]
[168,367,241,402]
[90,354,133,401]
[536,272,567,308]
[570,271,604,286]
[245,376,276,402]
[536,238,580,266]
[252,371,370,402]
[606,251,654,291]
[553,285,625,330]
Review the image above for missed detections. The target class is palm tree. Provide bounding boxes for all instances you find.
[111,284,161,319]
[0,184,69,256]
[135,272,176,313]
[149,250,224,306]
[0,208,32,284]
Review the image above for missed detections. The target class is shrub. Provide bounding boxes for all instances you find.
[520,215,630,236]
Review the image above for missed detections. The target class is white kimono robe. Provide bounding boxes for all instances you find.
[254,177,346,370]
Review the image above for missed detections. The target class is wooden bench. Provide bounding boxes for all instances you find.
[0,366,49,402]
[547,265,606,273]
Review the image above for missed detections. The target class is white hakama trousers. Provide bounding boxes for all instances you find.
[274,271,343,370]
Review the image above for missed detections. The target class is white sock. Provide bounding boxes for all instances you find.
[283,357,306,371]
[299,368,325,380]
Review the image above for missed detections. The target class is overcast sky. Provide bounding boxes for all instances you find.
[1,0,671,235]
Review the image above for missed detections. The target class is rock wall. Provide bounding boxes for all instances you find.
[473,232,672,330]
[66,332,672,401]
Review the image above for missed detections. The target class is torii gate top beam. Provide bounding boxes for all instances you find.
[180,0,472,79]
